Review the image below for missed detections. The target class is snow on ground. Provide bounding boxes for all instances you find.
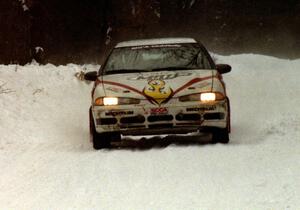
[0,55,299,210]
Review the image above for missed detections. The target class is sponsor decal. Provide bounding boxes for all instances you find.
[143,80,173,105]
[127,72,192,81]
[150,107,168,114]
[106,86,123,93]
[105,111,134,116]
[186,106,216,112]
[97,75,216,106]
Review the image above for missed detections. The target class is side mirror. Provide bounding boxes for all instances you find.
[216,64,231,74]
[84,71,98,81]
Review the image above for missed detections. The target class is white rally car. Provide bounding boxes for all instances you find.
[85,38,231,149]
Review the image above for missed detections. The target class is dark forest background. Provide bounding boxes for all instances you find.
[1,0,300,65]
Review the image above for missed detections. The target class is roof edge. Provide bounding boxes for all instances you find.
[115,38,197,48]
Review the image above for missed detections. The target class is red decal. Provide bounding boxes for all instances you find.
[150,107,168,114]
[96,76,221,105]
[97,80,144,95]
[172,76,214,96]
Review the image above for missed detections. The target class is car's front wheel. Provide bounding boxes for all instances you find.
[211,127,229,144]
[212,98,230,144]
[89,108,121,149]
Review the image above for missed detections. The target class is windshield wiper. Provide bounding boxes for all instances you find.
[104,69,150,75]
[150,66,198,71]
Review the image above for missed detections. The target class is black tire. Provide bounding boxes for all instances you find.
[212,97,231,144]
[89,108,111,149]
[226,97,231,133]
[212,127,230,144]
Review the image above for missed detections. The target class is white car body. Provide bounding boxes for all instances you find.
[88,38,231,149]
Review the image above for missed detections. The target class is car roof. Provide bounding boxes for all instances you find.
[115,38,197,48]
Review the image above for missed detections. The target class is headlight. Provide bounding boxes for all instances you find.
[103,97,118,105]
[94,97,140,106]
[200,93,216,102]
[179,92,224,102]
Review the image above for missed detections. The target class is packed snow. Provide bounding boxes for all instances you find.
[0,54,299,209]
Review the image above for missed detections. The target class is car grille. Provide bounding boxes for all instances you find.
[147,115,173,122]
[96,118,117,125]
[176,113,201,121]
[120,115,145,124]
[203,112,225,120]
[97,112,224,126]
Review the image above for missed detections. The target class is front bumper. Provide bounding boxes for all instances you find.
[92,99,229,135]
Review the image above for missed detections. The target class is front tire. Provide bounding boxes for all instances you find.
[212,127,229,144]
[89,108,111,149]
[212,97,231,144]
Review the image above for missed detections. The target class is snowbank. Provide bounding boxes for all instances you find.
[0,55,299,209]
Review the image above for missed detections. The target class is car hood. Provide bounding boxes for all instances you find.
[94,69,224,104]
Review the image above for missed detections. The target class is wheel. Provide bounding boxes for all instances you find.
[212,127,229,144]
[211,97,231,144]
[89,108,111,149]
[226,97,231,133]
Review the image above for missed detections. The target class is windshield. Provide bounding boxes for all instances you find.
[103,43,213,74]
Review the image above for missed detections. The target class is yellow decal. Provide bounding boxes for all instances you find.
[143,80,173,105]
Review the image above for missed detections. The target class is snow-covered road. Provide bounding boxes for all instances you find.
[0,55,299,209]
